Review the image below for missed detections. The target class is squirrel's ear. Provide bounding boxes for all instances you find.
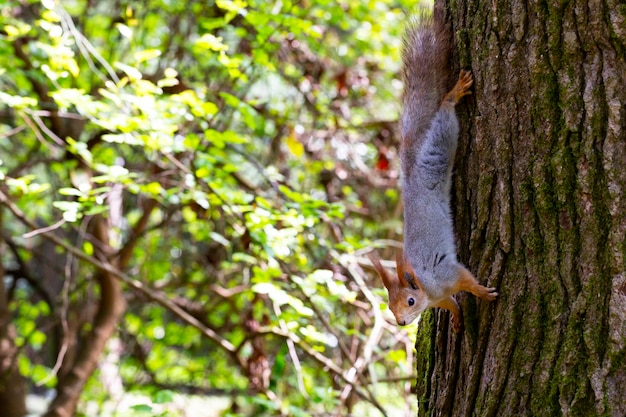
[403,272,422,291]
[395,248,406,285]
[396,248,424,291]
[369,252,398,290]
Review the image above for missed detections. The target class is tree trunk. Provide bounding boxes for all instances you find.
[416,1,626,416]
[44,215,126,417]
[0,209,27,417]
[43,197,155,417]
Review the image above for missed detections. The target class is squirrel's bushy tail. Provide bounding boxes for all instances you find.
[400,11,451,175]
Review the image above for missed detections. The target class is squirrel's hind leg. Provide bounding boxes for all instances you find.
[441,70,473,109]
[433,296,463,332]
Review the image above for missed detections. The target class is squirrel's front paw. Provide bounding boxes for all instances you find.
[479,286,498,302]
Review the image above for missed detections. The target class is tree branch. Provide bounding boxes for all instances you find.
[0,189,244,368]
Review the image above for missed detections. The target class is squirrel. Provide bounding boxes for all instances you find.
[370,14,497,332]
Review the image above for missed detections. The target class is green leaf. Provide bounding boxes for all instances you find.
[130,404,153,412]
[195,33,229,52]
[244,11,270,27]
[0,92,37,108]
[30,330,47,349]
[252,283,313,317]
[141,182,163,196]
[232,252,257,264]
[102,133,144,146]
[250,395,280,410]
[114,62,143,81]
[388,349,407,363]
[83,241,94,256]
[134,49,162,63]
[115,23,133,39]
[153,389,175,404]
[288,405,313,417]
[52,201,81,212]
[58,188,84,197]
[286,132,304,157]
[216,0,247,13]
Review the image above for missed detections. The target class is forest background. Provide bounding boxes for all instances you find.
[0,0,423,416]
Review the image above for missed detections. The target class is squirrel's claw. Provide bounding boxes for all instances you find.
[456,70,473,98]
[442,70,473,105]
[479,287,498,301]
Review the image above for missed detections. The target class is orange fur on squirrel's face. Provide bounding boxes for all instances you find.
[370,246,496,332]
[369,249,429,326]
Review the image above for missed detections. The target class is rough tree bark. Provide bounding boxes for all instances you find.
[415,1,626,416]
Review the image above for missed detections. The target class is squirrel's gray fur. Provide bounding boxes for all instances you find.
[400,12,462,301]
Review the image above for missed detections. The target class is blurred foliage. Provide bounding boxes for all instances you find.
[0,0,433,415]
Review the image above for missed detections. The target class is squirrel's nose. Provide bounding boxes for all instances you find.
[398,320,406,326]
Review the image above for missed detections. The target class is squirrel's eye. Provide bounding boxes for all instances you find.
[408,297,415,307]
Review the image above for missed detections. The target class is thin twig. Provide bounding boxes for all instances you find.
[0,125,26,139]
[20,112,63,148]
[260,325,387,416]
[34,219,76,386]
[336,255,387,416]
[23,219,66,238]
[272,300,309,399]
[56,4,120,85]
[375,375,418,383]
[30,110,84,120]
[27,111,67,145]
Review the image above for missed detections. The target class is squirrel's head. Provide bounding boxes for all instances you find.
[369,248,428,326]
